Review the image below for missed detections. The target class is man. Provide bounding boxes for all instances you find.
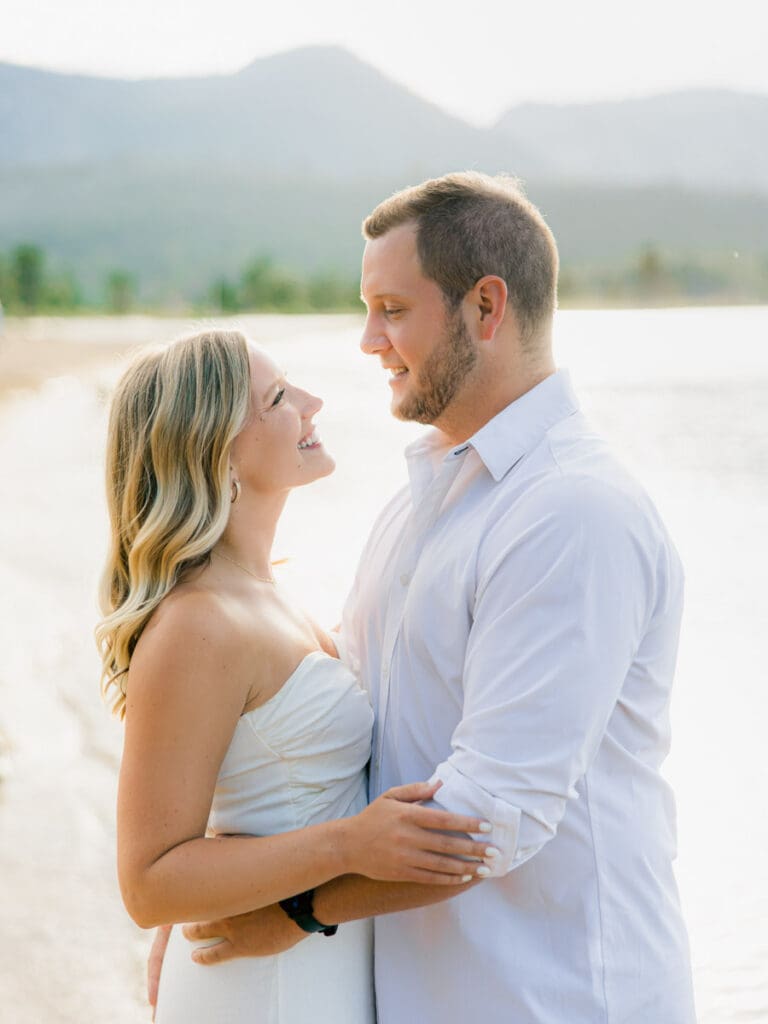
[151,172,696,1022]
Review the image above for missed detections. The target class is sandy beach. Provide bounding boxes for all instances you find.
[0,318,151,1022]
[1,309,766,1023]
[0,312,368,1024]
[0,314,202,399]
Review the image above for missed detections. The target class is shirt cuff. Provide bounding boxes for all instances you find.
[429,761,521,877]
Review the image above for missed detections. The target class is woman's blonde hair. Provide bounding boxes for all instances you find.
[96,329,251,719]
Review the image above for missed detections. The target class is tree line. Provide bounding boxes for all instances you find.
[0,245,363,315]
[1,242,765,315]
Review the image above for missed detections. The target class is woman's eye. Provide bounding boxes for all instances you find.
[271,388,285,408]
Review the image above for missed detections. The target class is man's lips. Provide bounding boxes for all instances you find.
[384,365,409,385]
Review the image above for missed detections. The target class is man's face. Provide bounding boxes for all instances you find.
[360,223,477,425]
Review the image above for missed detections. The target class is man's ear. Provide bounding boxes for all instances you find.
[470,276,507,340]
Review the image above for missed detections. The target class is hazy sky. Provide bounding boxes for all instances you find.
[3,0,766,125]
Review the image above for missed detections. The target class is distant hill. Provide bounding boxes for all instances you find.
[2,52,766,190]
[2,160,766,303]
[1,49,766,303]
[0,47,535,180]
[495,90,768,192]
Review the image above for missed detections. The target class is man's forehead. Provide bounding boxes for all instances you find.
[362,223,423,292]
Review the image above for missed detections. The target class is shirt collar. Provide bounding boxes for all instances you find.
[404,369,580,485]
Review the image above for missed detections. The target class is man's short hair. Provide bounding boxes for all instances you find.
[363,171,558,345]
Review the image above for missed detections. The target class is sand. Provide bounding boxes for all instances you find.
[0,314,189,399]
[0,320,153,1021]
[2,309,767,1023]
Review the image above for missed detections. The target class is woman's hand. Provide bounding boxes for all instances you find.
[341,780,497,884]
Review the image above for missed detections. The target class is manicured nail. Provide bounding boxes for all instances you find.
[478,822,492,833]
[476,865,492,877]
[484,846,501,858]
[461,874,473,883]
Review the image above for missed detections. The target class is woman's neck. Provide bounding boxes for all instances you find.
[215,489,288,578]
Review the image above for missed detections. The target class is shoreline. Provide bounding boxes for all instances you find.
[0,312,366,403]
[0,319,130,401]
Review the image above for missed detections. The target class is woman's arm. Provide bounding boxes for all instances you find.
[119,594,491,929]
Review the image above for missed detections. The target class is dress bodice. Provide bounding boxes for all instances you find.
[208,650,373,838]
[155,650,376,1024]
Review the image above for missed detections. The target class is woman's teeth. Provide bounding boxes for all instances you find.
[298,428,321,450]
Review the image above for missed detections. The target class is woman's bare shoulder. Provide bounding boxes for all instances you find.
[127,582,264,710]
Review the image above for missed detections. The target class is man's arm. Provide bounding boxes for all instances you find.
[427,476,662,876]
[179,874,482,966]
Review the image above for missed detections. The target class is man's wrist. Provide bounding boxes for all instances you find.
[278,888,338,936]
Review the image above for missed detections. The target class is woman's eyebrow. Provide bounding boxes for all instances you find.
[260,372,288,404]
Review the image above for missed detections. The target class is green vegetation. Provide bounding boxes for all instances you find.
[558,246,768,308]
[1,242,765,317]
[0,245,81,312]
[210,258,361,314]
[0,245,363,316]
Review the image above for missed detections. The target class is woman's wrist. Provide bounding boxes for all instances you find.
[327,814,358,876]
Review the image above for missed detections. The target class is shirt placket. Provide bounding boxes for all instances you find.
[370,448,468,795]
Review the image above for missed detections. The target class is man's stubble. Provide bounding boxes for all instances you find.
[394,309,478,425]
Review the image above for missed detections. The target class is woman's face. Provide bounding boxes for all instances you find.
[229,344,335,495]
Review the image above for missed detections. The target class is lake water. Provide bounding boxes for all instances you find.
[0,307,766,1021]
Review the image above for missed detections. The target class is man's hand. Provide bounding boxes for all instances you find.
[181,903,307,965]
[148,924,171,1021]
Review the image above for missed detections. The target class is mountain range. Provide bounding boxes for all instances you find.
[1,46,766,300]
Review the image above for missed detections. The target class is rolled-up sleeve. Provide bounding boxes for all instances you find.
[430,477,657,875]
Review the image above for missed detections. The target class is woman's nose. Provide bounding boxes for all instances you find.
[304,390,323,417]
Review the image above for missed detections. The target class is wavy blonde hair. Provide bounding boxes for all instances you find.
[96,329,251,718]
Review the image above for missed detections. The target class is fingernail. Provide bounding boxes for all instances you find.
[478,822,492,833]
[461,874,473,883]
[484,846,501,858]
[476,865,492,877]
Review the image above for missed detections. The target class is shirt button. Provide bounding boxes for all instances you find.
[399,572,411,586]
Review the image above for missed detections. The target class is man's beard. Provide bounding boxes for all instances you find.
[395,310,478,425]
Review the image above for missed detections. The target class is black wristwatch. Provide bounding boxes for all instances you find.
[278,888,338,937]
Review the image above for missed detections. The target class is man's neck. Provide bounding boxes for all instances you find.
[433,362,556,447]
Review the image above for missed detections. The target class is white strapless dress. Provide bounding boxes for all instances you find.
[154,651,375,1024]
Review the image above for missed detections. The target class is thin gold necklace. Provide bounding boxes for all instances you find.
[213,549,277,584]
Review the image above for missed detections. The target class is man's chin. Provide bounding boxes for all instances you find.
[390,394,415,422]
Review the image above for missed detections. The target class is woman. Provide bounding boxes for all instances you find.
[96,330,491,1023]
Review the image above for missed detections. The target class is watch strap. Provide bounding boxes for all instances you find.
[279,888,338,936]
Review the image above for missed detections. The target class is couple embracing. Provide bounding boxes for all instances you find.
[97,172,696,1023]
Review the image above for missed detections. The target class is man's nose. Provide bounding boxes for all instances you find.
[360,319,391,356]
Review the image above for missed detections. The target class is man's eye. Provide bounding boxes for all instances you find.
[384,308,403,317]
[271,388,285,407]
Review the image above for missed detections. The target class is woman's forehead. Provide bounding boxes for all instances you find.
[247,343,280,383]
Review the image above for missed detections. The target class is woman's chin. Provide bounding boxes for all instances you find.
[303,449,336,482]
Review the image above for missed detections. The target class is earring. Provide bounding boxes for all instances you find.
[230,479,241,504]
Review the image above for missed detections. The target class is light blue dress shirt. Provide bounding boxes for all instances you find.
[340,370,696,1023]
